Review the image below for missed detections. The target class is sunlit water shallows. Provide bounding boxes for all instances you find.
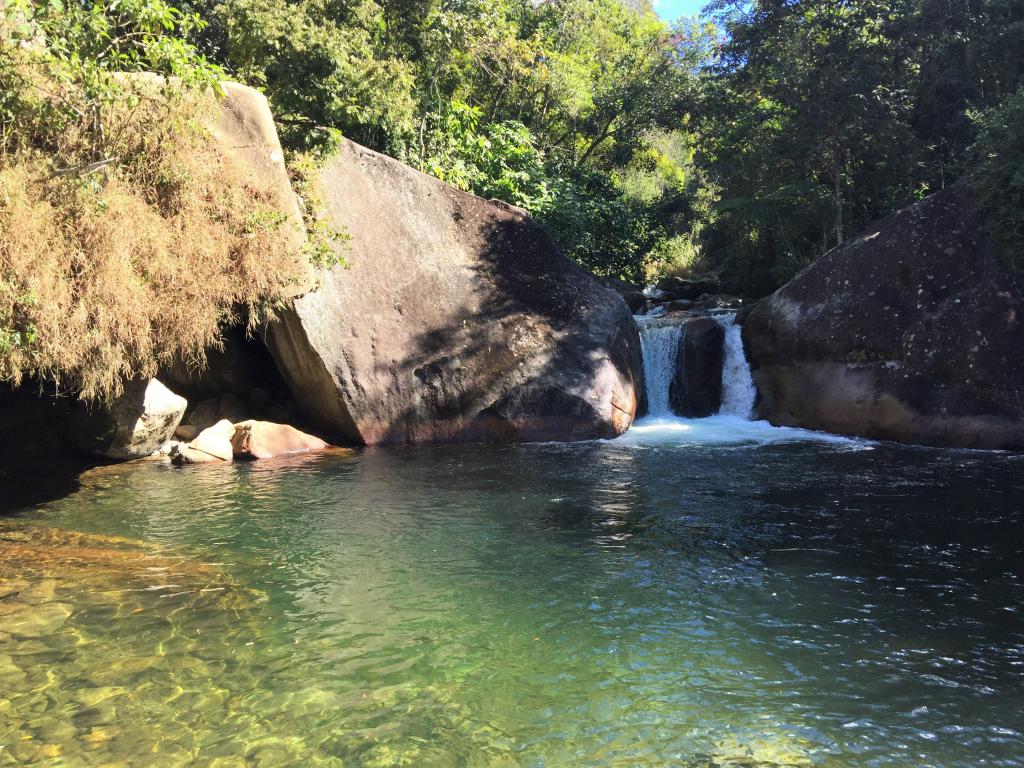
[2,442,1023,767]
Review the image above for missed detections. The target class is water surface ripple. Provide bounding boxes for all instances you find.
[1,437,1022,767]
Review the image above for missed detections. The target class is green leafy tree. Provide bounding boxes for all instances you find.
[419,100,552,212]
[188,0,416,151]
[697,0,1023,295]
[1,0,222,161]
[970,85,1024,269]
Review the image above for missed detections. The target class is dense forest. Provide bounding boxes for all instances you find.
[182,0,1024,292]
[4,0,1024,288]
[1,0,1023,397]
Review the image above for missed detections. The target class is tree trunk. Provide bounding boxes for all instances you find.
[576,116,616,167]
[832,130,843,246]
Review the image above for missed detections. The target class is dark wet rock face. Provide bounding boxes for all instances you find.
[265,140,644,445]
[662,299,695,314]
[669,317,725,418]
[694,294,742,312]
[743,187,1024,449]
[656,276,720,302]
[0,387,84,512]
[161,325,289,404]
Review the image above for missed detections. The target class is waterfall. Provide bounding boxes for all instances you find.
[716,316,757,419]
[627,311,850,446]
[635,316,684,418]
[635,312,757,422]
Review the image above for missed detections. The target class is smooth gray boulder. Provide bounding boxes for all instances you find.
[71,378,187,459]
[264,139,643,445]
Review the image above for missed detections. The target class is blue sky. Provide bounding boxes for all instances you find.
[653,0,707,19]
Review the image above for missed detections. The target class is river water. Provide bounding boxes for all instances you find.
[1,323,1023,766]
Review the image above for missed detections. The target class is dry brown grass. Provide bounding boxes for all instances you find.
[0,89,308,401]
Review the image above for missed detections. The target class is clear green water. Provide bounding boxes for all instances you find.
[1,426,1023,767]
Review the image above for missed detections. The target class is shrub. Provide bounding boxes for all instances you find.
[0,96,309,401]
[418,101,553,215]
[0,2,310,401]
[288,149,351,272]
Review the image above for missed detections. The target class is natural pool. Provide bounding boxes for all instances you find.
[1,419,1023,767]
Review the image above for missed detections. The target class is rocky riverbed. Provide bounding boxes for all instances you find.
[0,520,297,766]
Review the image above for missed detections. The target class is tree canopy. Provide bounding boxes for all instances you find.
[3,0,1023,295]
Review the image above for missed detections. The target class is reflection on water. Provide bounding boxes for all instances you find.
[1,438,1023,767]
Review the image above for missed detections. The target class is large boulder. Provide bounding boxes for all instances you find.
[669,317,725,418]
[598,276,645,314]
[71,378,187,460]
[186,419,235,461]
[170,418,234,464]
[231,420,329,460]
[743,187,1024,449]
[264,140,643,445]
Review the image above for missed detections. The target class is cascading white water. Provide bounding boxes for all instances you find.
[635,312,756,420]
[628,310,855,446]
[715,316,757,419]
[634,316,684,417]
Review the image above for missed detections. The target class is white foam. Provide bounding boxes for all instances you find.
[617,415,867,448]
[635,316,684,418]
[716,317,757,418]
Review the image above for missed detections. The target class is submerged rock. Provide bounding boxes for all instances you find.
[230,420,328,460]
[744,186,1024,449]
[0,520,279,767]
[4,602,73,638]
[70,378,187,460]
[706,731,815,767]
[0,579,29,599]
[73,687,128,708]
[264,139,643,445]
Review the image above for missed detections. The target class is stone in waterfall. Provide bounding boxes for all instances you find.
[263,139,644,445]
[635,315,726,418]
[669,317,725,418]
[743,186,1024,449]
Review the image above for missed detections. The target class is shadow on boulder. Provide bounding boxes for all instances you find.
[264,140,645,446]
[0,385,85,515]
